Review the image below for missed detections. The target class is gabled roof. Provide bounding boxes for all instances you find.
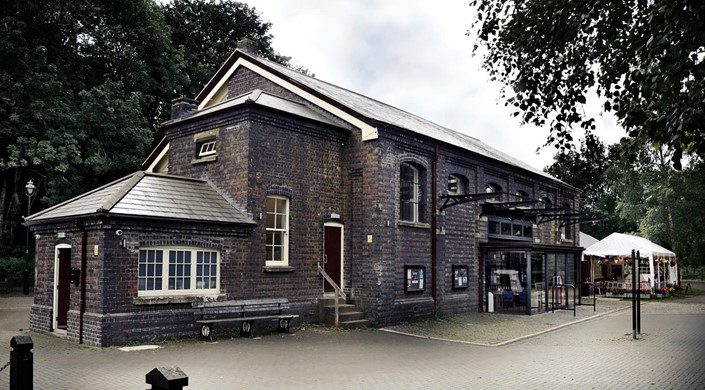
[25,171,255,226]
[194,49,561,183]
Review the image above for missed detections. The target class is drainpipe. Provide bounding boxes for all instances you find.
[431,145,439,314]
[78,220,87,344]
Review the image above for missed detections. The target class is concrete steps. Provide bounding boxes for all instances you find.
[318,297,371,329]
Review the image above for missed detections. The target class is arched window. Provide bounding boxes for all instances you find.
[400,163,425,222]
[447,174,467,195]
[486,182,502,193]
[541,196,553,208]
[561,202,573,241]
[516,190,530,199]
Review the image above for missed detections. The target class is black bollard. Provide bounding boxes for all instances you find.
[10,335,33,390]
[146,367,189,390]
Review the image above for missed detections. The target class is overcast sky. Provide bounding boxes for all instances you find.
[242,0,625,171]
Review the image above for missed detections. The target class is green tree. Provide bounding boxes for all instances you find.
[545,135,635,239]
[0,0,304,264]
[161,0,305,99]
[605,144,705,266]
[469,0,705,168]
[0,0,185,249]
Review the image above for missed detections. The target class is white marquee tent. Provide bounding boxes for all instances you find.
[583,232,678,288]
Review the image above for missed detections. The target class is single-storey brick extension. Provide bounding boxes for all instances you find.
[26,40,587,347]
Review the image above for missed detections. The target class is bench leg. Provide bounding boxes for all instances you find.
[240,321,253,337]
[200,324,213,341]
[278,318,291,333]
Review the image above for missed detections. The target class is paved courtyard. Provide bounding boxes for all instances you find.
[1,284,704,389]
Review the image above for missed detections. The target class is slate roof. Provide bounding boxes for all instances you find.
[25,171,255,225]
[195,50,560,182]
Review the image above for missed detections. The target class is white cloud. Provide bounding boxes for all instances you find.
[244,0,625,170]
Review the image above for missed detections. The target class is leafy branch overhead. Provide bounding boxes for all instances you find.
[0,0,300,251]
[469,0,705,168]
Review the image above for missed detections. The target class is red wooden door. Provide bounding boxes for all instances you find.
[56,248,71,329]
[324,226,342,293]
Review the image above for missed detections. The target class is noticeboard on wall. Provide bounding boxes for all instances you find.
[452,265,469,289]
[405,265,425,292]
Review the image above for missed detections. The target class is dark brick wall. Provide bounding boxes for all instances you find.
[29,65,582,346]
[228,67,306,103]
[166,102,351,322]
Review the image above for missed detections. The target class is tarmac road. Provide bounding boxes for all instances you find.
[0,283,704,389]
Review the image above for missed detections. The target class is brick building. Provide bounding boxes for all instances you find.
[26,41,586,347]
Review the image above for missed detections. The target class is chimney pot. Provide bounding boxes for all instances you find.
[170,97,198,120]
[237,37,259,56]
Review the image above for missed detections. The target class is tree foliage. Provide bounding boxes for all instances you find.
[548,139,705,267]
[162,0,290,99]
[545,136,636,239]
[0,0,296,256]
[469,0,705,168]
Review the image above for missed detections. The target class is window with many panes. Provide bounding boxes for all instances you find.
[138,248,219,296]
[400,163,424,222]
[266,196,289,266]
[488,218,533,241]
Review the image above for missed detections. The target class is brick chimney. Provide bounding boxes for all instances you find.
[170,97,198,120]
[237,37,259,56]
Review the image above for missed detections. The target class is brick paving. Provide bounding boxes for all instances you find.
[0,284,704,389]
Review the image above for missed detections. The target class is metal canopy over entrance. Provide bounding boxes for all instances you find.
[440,192,600,227]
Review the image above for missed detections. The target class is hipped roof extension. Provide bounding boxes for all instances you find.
[24,171,255,226]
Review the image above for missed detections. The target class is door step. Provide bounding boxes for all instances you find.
[318,297,371,329]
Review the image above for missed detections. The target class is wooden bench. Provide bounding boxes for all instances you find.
[192,298,299,340]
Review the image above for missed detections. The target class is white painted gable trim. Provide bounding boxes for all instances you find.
[145,143,169,173]
[198,56,379,141]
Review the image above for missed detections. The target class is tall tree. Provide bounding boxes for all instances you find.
[161,0,298,99]
[0,0,304,276]
[545,135,635,239]
[0,0,186,262]
[469,0,705,168]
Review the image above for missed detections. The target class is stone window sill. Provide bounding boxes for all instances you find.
[397,221,431,229]
[262,266,295,273]
[133,294,225,305]
[191,155,217,165]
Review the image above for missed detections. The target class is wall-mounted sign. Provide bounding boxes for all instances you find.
[452,265,469,289]
[405,265,425,292]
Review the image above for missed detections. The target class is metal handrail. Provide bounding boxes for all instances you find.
[580,281,596,312]
[551,283,577,316]
[317,263,347,327]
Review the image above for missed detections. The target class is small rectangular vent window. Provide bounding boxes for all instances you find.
[198,140,216,157]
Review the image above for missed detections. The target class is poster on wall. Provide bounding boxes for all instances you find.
[452,265,469,289]
[405,265,425,292]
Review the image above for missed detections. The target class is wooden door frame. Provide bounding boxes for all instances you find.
[53,244,71,333]
[323,222,344,294]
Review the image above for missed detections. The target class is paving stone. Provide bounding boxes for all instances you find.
[0,284,703,389]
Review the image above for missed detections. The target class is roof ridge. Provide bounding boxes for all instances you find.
[201,174,253,221]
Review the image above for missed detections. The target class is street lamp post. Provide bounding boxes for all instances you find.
[24,179,36,295]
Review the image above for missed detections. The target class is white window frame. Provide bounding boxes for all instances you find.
[137,247,220,297]
[265,196,290,266]
[198,140,217,157]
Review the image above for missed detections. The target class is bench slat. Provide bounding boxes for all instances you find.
[193,298,296,340]
[196,314,299,324]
